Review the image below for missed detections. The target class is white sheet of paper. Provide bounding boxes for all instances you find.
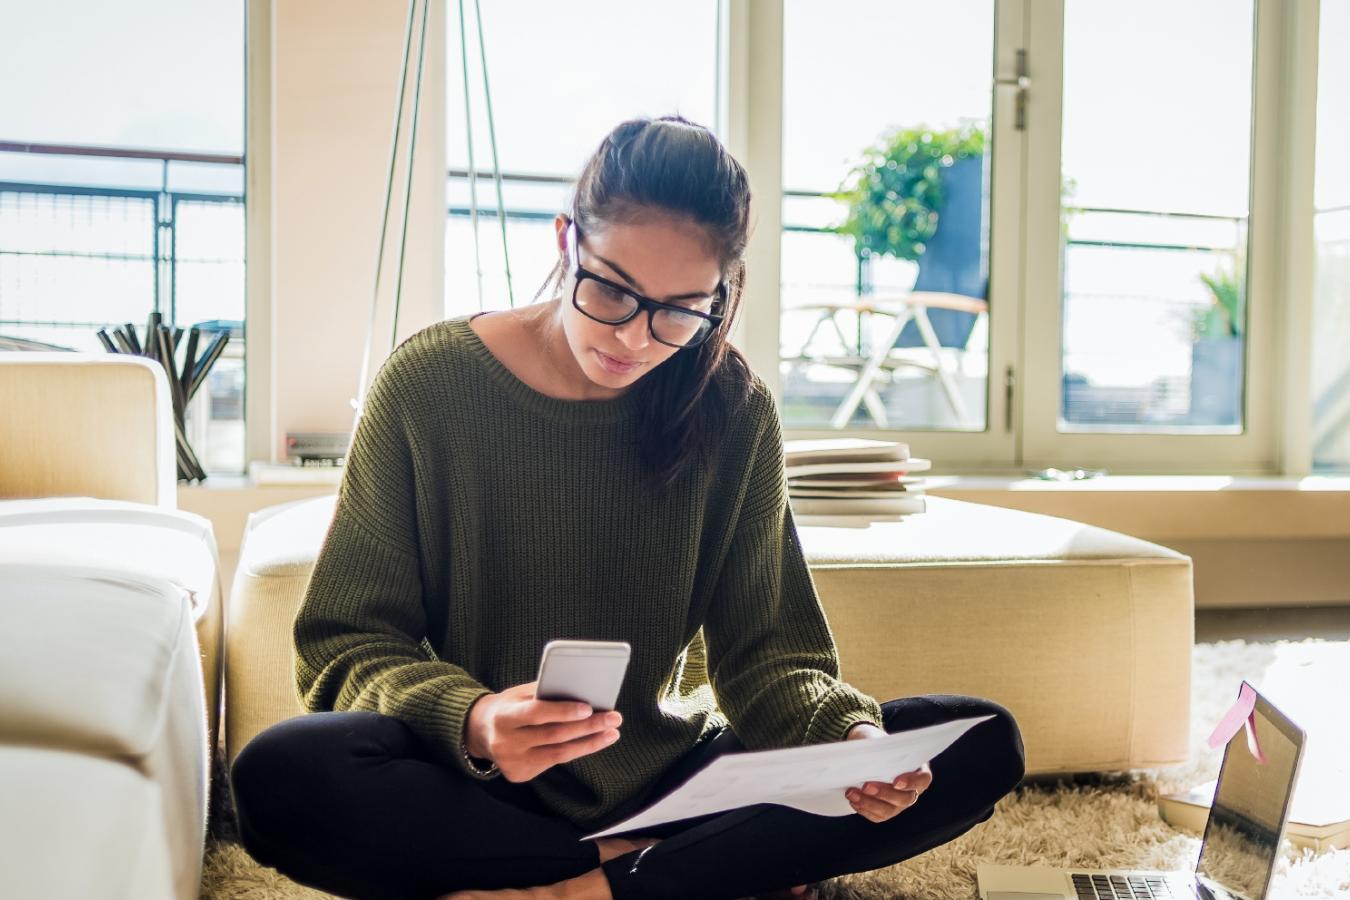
[582,714,994,840]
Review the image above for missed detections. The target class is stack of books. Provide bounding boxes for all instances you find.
[1159,781,1349,853]
[783,439,931,519]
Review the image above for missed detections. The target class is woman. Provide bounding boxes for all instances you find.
[229,115,1025,900]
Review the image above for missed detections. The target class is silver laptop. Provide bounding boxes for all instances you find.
[978,681,1305,900]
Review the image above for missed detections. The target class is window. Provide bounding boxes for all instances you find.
[441,1,1326,475]
[444,0,720,320]
[1018,0,1283,471]
[754,0,1307,472]
[1312,0,1350,472]
[780,0,996,434]
[0,2,246,474]
[767,0,1025,469]
[1057,0,1254,433]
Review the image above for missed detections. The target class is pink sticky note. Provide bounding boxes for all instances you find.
[1207,682,1265,764]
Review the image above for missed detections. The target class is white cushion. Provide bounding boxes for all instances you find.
[798,495,1188,565]
[0,562,209,898]
[0,498,218,622]
[239,494,1186,575]
[0,746,176,900]
[0,563,193,757]
[240,494,338,577]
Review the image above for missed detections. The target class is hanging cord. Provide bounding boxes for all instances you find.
[389,0,431,355]
[352,0,417,428]
[472,0,514,307]
[457,0,484,309]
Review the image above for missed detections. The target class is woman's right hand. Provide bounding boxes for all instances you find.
[464,680,622,782]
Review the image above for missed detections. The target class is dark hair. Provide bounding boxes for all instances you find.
[534,115,756,494]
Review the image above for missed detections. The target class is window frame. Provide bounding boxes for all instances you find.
[236,0,1327,476]
[736,0,1025,471]
[1019,0,1305,474]
[728,0,1324,476]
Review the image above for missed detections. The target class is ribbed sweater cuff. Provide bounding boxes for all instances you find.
[805,684,886,745]
[437,684,499,780]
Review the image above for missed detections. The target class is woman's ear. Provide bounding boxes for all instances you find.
[554,214,570,261]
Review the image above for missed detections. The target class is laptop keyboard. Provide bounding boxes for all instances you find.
[1071,872,1175,899]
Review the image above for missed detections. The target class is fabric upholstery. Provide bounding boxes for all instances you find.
[0,498,223,753]
[0,564,208,899]
[0,746,177,899]
[226,494,1193,776]
[0,353,176,508]
[0,352,210,899]
[797,498,1193,772]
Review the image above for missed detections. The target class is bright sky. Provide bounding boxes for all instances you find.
[2,0,1347,413]
[3,1,1345,204]
[0,2,244,166]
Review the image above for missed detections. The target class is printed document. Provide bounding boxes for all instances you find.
[582,714,993,840]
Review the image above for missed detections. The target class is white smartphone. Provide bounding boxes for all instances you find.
[535,639,631,712]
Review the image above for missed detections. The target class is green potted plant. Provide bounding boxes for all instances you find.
[828,123,1076,286]
[829,123,986,267]
[1194,267,1243,340]
[1188,255,1245,426]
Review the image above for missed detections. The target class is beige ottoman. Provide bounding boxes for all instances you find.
[798,497,1192,774]
[225,496,341,766]
[225,495,1192,775]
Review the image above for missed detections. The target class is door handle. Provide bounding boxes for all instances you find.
[993,49,1030,130]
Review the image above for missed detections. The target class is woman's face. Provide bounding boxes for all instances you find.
[552,211,723,397]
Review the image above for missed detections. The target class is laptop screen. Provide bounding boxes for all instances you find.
[1196,689,1303,900]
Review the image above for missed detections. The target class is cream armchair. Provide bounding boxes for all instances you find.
[0,352,223,900]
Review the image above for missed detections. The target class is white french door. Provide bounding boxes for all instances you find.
[1019,0,1285,473]
[737,0,1029,470]
[734,0,1312,475]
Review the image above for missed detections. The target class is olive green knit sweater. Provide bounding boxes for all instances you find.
[293,314,885,831]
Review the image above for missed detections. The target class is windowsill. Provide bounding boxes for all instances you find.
[928,474,1350,492]
[177,469,1350,547]
[185,468,1350,494]
[927,475,1350,541]
[180,462,344,491]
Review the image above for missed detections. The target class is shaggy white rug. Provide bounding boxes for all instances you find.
[201,639,1350,899]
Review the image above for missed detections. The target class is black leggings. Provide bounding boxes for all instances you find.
[230,695,1024,900]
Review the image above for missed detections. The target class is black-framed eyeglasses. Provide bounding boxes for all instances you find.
[565,218,727,350]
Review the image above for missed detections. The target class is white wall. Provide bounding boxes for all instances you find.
[257,0,446,462]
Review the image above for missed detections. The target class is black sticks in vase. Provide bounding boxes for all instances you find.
[96,312,230,483]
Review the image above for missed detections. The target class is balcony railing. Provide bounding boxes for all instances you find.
[0,153,1258,448]
[0,140,247,472]
[0,141,245,334]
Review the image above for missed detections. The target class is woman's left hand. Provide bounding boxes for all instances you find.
[842,722,934,823]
